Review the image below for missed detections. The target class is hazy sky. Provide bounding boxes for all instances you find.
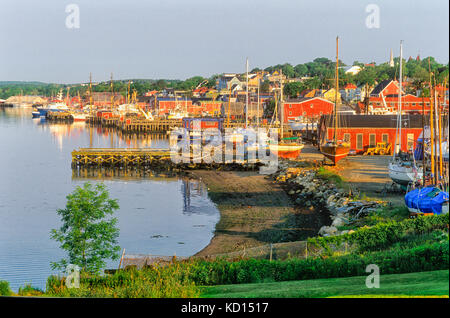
[0,0,448,83]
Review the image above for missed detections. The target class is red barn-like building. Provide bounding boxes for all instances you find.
[318,114,425,154]
[283,97,335,122]
[360,94,433,114]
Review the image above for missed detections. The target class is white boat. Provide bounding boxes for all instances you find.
[388,159,423,186]
[425,141,449,162]
[167,109,189,119]
[117,103,140,114]
[388,41,423,186]
[71,112,87,121]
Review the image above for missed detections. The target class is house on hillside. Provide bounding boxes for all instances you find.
[370,79,403,97]
[217,74,242,91]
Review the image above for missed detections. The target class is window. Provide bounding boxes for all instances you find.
[356,134,363,149]
[320,111,323,115]
[407,133,415,151]
[382,134,389,144]
[412,103,416,106]
[369,134,376,147]
[344,133,351,144]
[303,111,307,116]
[289,111,292,115]
[289,104,292,108]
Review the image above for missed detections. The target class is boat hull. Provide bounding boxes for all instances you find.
[320,143,350,165]
[269,144,304,159]
[388,162,423,186]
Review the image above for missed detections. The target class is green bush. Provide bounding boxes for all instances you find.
[46,264,200,298]
[316,167,343,187]
[0,281,12,296]
[309,214,449,252]
[187,242,449,285]
[18,284,43,296]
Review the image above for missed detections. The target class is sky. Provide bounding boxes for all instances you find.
[0,0,448,84]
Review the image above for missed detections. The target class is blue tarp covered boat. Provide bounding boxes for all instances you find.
[405,186,449,215]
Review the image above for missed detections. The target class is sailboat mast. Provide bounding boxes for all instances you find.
[246,57,249,129]
[89,73,93,115]
[110,73,114,111]
[398,41,403,154]
[437,94,443,182]
[429,58,435,184]
[257,77,260,127]
[434,88,440,182]
[280,69,284,139]
[333,36,339,143]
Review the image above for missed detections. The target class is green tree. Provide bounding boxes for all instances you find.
[260,80,270,94]
[50,182,120,274]
[284,82,304,98]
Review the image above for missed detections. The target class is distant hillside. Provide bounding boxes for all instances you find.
[0,81,50,86]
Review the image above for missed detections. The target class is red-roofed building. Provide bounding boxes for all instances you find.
[344,83,357,90]
[358,94,433,114]
[283,97,334,122]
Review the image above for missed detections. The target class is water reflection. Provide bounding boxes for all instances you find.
[35,118,170,150]
[0,108,219,291]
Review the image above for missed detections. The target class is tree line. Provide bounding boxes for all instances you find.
[0,57,447,100]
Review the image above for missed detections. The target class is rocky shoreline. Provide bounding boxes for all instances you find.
[272,161,383,237]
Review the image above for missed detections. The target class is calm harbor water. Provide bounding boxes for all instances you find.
[0,108,220,291]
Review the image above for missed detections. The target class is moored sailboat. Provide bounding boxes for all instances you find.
[319,36,350,165]
[388,41,423,187]
[266,69,305,159]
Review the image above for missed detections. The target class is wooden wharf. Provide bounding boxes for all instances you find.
[46,111,74,122]
[72,148,171,167]
[71,147,264,170]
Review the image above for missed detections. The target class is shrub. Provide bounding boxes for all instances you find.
[316,167,344,187]
[46,264,200,298]
[187,242,449,285]
[0,280,12,296]
[18,284,43,296]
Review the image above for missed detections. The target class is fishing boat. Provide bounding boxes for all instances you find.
[269,141,304,159]
[319,36,350,165]
[71,112,87,121]
[388,41,423,186]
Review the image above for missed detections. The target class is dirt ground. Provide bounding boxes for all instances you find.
[191,145,404,256]
[304,145,404,205]
[190,170,327,257]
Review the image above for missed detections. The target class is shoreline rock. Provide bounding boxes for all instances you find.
[272,161,383,237]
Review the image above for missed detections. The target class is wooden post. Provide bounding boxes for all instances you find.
[305,241,308,259]
[269,243,273,261]
[118,248,126,270]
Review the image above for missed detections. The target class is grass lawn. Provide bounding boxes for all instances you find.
[201,270,449,298]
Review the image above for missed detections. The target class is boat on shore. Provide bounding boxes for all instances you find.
[268,142,304,159]
[388,155,423,186]
[405,186,449,215]
[320,140,350,165]
[319,36,350,165]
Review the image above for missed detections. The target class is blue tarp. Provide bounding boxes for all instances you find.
[413,138,424,161]
[405,186,449,215]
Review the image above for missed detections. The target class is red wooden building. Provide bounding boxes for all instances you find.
[283,97,334,122]
[360,94,433,114]
[156,98,193,115]
[318,114,425,154]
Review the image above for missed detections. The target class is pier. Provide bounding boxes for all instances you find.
[72,148,172,167]
[46,111,74,122]
[87,116,182,133]
[71,147,265,170]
